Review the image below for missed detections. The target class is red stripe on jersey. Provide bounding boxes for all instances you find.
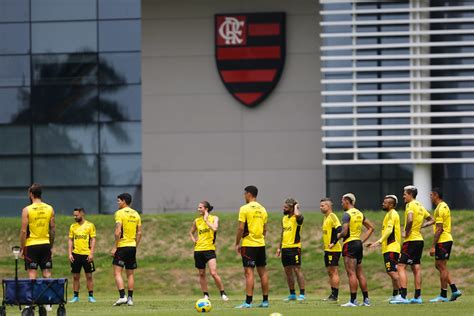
[217,46,280,60]
[248,23,280,36]
[221,69,277,83]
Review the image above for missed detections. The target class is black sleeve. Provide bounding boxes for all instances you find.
[296,215,304,225]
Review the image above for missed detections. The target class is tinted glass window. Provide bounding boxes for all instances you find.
[34,124,98,154]
[32,21,97,53]
[0,55,30,87]
[34,155,98,186]
[0,126,30,154]
[99,20,141,52]
[98,0,141,19]
[0,189,29,216]
[32,54,97,85]
[101,154,141,185]
[0,157,30,187]
[0,0,29,22]
[100,186,142,214]
[99,53,141,84]
[99,85,141,122]
[0,87,30,124]
[46,188,99,214]
[31,0,96,21]
[0,23,30,54]
[100,122,141,153]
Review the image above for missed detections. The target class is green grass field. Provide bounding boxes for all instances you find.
[0,211,473,315]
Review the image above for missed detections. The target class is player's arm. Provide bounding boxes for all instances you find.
[335,213,349,245]
[235,221,245,255]
[430,223,443,257]
[361,217,375,244]
[189,220,197,243]
[205,214,218,232]
[404,212,414,238]
[49,208,56,248]
[136,224,142,247]
[20,207,29,254]
[369,219,391,248]
[88,237,96,261]
[421,210,435,228]
[276,221,283,257]
[68,226,74,262]
[111,222,122,255]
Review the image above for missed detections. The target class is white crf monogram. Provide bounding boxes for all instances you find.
[219,17,244,45]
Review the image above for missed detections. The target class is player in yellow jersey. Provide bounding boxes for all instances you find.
[276,198,305,302]
[235,186,269,309]
[189,201,228,301]
[391,185,434,305]
[429,188,462,303]
[111,193,142,307]
[68,208,97,303]
[368,195,401,301]
[333,193,374,307]
[320,198,341,302]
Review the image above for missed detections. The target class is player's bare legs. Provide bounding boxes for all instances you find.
[85,273,94,292]
[208,259,224,291]
[283,266,295,291]
[244,267,255,296]
[388,271,401,293]
[114,266,125,290]
[42,269,51,278]
[28,269,38,279]
[344,257,358,294]
[126,269,134,291]
[257,266,269,296]
[398,263,407,289]
[412,264,422,292]
[198,269,208,294]
[435,260,449,290]
[327,266,339,289]
[293,266,305,292]
[72,273,81,292]
[356,264,368,292]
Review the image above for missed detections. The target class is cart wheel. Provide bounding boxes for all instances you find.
[21,307,34,316]
[38,305,46,316]
[0,305,6,316]
[57,305,66,316]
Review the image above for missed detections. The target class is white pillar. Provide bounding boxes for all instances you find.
[413,164,432,209]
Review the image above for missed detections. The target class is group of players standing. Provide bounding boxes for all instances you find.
[189,185,463,308]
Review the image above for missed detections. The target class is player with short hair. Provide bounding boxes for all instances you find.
[68,208,97,303]
[276,198,305,302]
[189,201,229,301]
[111,193,142,306]
[390,185,435,304]
[235,185,269,309]
[333,193,374,307]
[368,195,402,301]
[429,188,462,302]
[320,198,342,302]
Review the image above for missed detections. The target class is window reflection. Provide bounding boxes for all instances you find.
[46,188,99,214]
[0,87,30,124]
[0,23,30,54]
[0,157,30,187]
[100,122,141,153]
[31,0,96,22]
[32,54,97,85]
[34,155,98,186]
[0,0,29,22]
[98,0,141,19]
[99,52,141,84]
[0,189,29,216]
[99,85,141,122]
[0,126,30,154]
[34,124,98,154]
[0,56,30,87]
[100,186,142,214]
[99,20,141,52]
[101,154,141,185]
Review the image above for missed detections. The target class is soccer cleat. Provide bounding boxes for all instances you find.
[203,294,209,299]
[256,300,269,308]
[341,300,358,307]
[69,296,79,303]
[88,296,97,303]
[389,296,410,304]
[430,296,448,303]
[284,294,297,301]
[113,297,128,306]
[234,302,252,308]
[221,294,229,301]
[297,294,305,302]
[127,297,134,306]
[450,290,462,301]
[44,305,53,312]
[361,298,371,306]
[385,295,398,302]
[323,294,339,302]
[410,297,423,304]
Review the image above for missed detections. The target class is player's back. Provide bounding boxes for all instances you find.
[239,201,267,247]
[434,201,453,243]
[382,209,401,253]
[404,200,430,242]
[115,207,141,247]
[26,202,53,246]
[343,208,364,244]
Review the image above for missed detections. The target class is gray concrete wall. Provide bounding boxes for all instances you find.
[141,0,324,212]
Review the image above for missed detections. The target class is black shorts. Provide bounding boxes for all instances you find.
[342,240,363,264]
[112,247,137,270]
[24,244,52,270]
[241,246,266,268]
[71,253,95,274]
[324,251,341,267]
[281,248,301,267]
[435,241,453,260]
[383,252,400,272]
[194,250,217,269]
[399,241,424,265]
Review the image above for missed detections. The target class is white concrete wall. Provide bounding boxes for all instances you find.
[142,0,324,212]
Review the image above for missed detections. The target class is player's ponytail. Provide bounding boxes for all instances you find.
[201,201,214,212]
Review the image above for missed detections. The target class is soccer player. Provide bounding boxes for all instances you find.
[429,188,462,302]
[320,198,341,302]
[68,208,97,303]
[235,185,269,309]
[332,193,374,307]
[390,185,435,304]
[19,183,56,312]
[276,198,305,302]
[367,195,401,301]
[111,193,142,306]
[189,201,229,301]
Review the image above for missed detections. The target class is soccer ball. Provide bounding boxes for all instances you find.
[195,298,212,313]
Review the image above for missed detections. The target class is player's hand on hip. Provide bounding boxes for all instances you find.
[429,247,435,257]
[328,243,334,249]
[235,245,241,255]
[20,249,24,259]
[110,247,117,256]
[276,248,281,257]
[87,254,94,262]
[69,254,74,263]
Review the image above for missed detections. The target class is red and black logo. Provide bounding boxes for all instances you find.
[215,12,286,107]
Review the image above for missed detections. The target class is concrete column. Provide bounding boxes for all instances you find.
[413,164,432,209]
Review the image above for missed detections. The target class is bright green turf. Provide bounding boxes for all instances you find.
[0,211,473,315]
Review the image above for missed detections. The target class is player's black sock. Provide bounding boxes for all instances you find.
[414,289,421,299]
[441,288,448,298]
[119,289,125,298]
[246,295,252,304]
[350,292,357,303]
[300,289,305,296]
[362,291,369,300]
[332,287,339,298]
[203,292,209,297]
[74,291,79,298]
[263,295,268,302]
[450,284,458,292]
[220,290,226,296]
[400,288,407,299]
[88,291,93,297]
[392,289,399,296]
[289,289,296,295]
[128,290,133,298]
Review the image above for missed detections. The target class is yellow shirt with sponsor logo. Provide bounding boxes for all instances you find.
[238,201,267,247]
[281,214,304,249]
[69,220,96,255]
[194,215,217,251]
[381,209,401,254]
[404,200,431,242]
[322,212,342,252]
[433,201,453,243]
[25,202,53,247]
[115,207,141,248]
[342,208,364,244]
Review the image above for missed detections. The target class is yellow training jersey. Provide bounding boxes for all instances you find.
[322,212,342,252]
[381,209,401,254]
[25,202,53,247]
[342,208,364,244]
[69,220,96,255]
[194,215,217,251]
[115,207,141,248]
[281,215,304,249]
[238,201,268,247]
[404,200,431,242]
[433,201,453,243]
